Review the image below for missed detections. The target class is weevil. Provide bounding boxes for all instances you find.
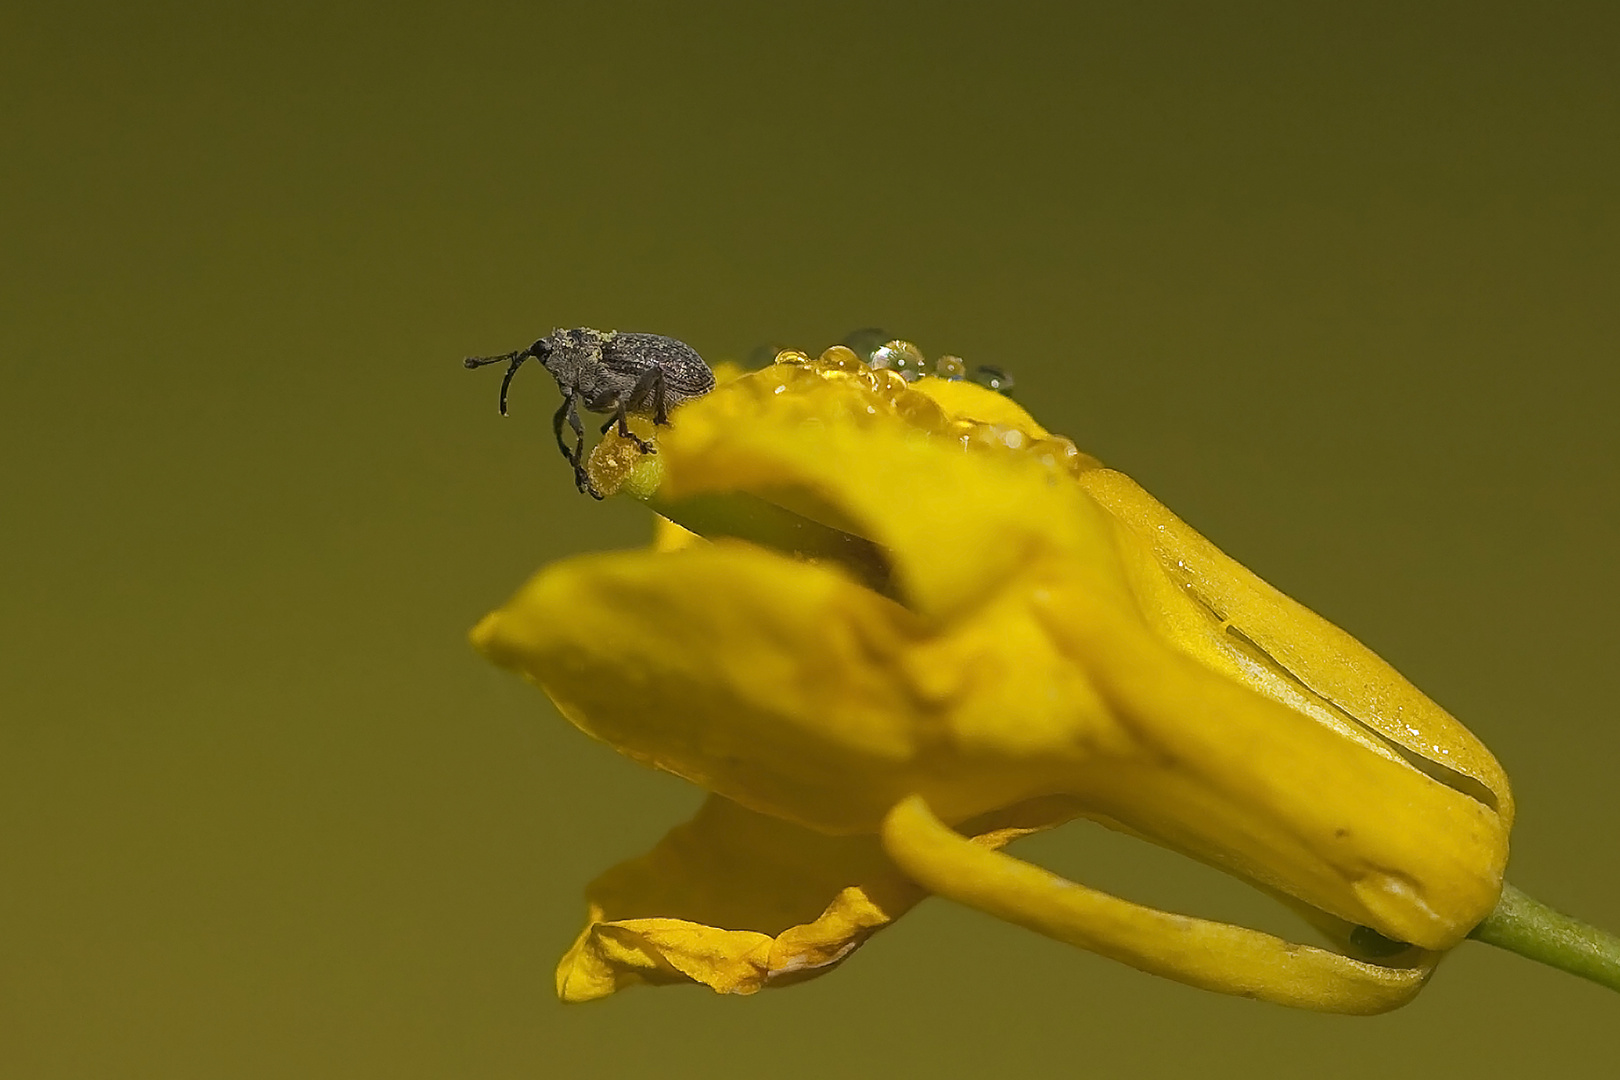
[465,327,715,498]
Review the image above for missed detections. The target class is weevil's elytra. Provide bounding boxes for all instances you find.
[464,327,715,499]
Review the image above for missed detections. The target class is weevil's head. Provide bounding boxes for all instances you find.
[524,331,561,372]
[537,327,613,379]
[465,327,622,416]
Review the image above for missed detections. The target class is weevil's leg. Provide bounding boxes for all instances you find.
[550,391,600,497]
[597,393,656,454]
[652,370,670,426]
[571,438,604,499]
[627,365,671,426]
[552,391,585,462]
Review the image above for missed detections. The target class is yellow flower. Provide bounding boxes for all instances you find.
[471,346,1513,1012]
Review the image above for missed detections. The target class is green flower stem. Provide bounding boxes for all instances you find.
[1469,882,1620,992]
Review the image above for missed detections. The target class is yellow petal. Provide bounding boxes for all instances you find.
[1026,582,1505,949]
[1080,468,1513,824]
[905,377,1050,436]
[558,792,1079,1000]
[881,795,1440,1014]
[474,539,932,833]
[474,514,1148,838]
[653,364,1129,621]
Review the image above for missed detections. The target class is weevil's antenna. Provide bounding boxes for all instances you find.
[463,347,533,416]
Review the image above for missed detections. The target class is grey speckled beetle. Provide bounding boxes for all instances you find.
[464,327,715,498]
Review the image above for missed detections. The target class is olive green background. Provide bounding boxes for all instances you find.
[3,2,1616,1076]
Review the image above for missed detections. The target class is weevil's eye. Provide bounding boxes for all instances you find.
[933,354,967,380]
[839,327,892,365]
[971,364,1016,396]
[870,339,928,382]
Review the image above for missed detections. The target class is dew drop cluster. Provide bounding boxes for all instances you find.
[746,338,1098,479]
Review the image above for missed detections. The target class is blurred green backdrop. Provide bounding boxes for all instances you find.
[3,2,1616,1076]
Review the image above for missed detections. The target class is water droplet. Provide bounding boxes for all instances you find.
[871,368,911,399]
[933,354,967,379]
[961,421,1005,450]
[816,345,861,370]
[773,349,812,366]
[971,364,1015,396]
[870,340,928,381]
[893,390,949,433]
[1029,436,1098,475]
[852,368,883,394]
[840,328,892,364]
